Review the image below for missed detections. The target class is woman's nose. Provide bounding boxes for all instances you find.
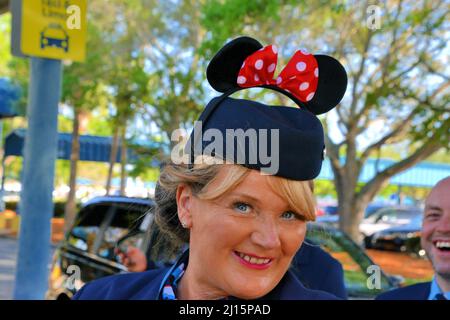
[250,217,281,250]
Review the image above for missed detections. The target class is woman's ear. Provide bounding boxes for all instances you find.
[176,184,193,228]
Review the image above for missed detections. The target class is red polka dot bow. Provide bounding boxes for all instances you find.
[237,45,319,103]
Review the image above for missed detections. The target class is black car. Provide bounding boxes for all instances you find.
[47,196,399,299]
[370,214,424,257]
[46,196,156,300]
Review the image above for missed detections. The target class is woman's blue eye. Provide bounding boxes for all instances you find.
[234,202,251,214]
[281,211,302,221]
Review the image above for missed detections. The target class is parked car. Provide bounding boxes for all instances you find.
[46,196,157,300]
[364,203,388,218]
[360,207,422,247]
[47,196,400,300]
[370,214,424,257]
[306,223,400,298]
[320,205,338,215]
[316,203,389,227]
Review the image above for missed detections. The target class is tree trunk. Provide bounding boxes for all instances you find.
[119,125,127,196]
[337,178,363,244]
[339,195,371,246]
[64,108,80,234]
[336,140,442,243]
[105,124,120,195]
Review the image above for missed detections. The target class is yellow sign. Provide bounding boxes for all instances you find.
[21,0,87,62]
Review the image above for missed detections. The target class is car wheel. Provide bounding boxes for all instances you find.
[363,235,373,249]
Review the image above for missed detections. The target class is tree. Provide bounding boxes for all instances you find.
[61,21,111,232]
[0,0,9,15]
[201,0,449,241]
[100,0,156,194]
[99,0,209,190]
[135,1,208,150]
[319,0,449,241]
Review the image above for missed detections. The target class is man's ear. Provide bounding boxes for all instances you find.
[176,184,193,228]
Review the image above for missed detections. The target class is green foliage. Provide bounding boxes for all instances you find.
[0,14,29,116]
[0,13,12,75]
[5,201,78,218]
[200,0,286,54]
[62,21,111,113]
[57,115,74,133]
[314,179,337,198]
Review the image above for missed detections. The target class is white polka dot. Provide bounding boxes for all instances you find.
[272,45,278,54]
[255,59,264,70]
[276,76,282,84]
[241,62,245,69]
[299,82,309,91]
[300,48,310,55]
[237,76,247,84]
[254,74,260,82]
[314,67,319,77]
[296,62,306,71]
[306,92,315,101]
[267,63,276,73]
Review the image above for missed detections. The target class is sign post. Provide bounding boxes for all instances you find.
[13,57,62,299]
[11,0,86,299]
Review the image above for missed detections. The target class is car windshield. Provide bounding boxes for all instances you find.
[365,208,420,224]
[67,201,151,261]
[408,214,423,228]
[364,205,385,218]
[306,224,394,298]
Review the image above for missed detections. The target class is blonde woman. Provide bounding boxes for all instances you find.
[73,36,347,300]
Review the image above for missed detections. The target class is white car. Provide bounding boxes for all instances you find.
[359,207,422,239]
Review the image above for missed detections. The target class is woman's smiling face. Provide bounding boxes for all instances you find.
[177,166,308,299]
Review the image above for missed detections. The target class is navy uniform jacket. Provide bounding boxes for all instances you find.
[72,267,340,300]
[376,282,431,300]
[291,242,347,299]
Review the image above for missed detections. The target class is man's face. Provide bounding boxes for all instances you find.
[421,178,450,279]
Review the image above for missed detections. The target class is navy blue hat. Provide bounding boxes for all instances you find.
[185,36,347,181]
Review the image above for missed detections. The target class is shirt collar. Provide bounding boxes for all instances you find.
[158,248,189,300]
[428,276,450,300]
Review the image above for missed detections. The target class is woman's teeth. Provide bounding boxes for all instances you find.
[237,252,270,264]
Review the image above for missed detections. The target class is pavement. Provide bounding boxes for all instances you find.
[0,236,55,300]
[366,249,433,280]
[0,236,17,300]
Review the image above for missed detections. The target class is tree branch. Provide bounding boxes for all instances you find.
[348,31,373,122]
[356,135,446,204]
[359,109,417,163]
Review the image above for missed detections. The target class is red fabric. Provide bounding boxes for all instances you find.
[237,45,319,103]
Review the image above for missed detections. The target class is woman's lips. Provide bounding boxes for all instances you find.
[233,251,273,270]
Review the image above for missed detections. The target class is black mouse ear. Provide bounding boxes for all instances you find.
[207,36,263,93]
[305,55,348,115]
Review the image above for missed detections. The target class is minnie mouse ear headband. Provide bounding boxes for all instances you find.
[185,36,347,180]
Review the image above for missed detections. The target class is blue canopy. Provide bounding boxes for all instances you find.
[4,129,159,164]
[318,158,450,188]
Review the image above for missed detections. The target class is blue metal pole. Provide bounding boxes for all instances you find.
[13,57,62,300]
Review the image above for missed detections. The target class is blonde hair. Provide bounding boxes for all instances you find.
[153,158,316,255]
